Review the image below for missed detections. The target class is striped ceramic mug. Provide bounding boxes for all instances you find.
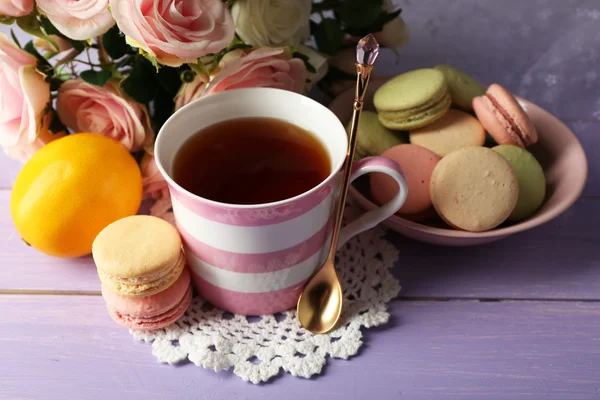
[155,88,408,315]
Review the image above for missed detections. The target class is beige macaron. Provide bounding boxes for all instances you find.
[93,215,185,297]
[430,146,519,232]
[409,109,486,157]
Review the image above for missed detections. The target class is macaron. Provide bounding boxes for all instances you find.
[347,111,405,160]
[102,268,193,331]
[493,145,546,221]
[93,215,185,297]
[374,68,451,130]
[430,146,519,232]
[409,109,486,157]
[473,83,538,147]
[434,64,486,112]
[371,144,441,215]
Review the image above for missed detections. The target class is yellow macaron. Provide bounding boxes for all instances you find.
[92,215,185,297]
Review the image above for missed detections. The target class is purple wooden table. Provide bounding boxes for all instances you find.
[2,1,600,399]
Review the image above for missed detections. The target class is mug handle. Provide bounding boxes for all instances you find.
[337,156,408,248]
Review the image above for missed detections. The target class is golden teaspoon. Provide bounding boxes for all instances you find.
[297,34,380,334]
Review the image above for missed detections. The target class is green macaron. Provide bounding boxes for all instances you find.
[374,68,451,131]
[434,64,486,112]
[346,111,405,160]
[492,145,546,221]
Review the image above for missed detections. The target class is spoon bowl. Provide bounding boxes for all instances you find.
[297,260,343,334]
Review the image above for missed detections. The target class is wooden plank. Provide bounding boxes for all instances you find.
[1,295,599,400]
[1,192,599,300]
[0,156,21,189]
[391,197,600,300]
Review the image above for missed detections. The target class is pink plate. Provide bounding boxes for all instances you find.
[329,78,588,246]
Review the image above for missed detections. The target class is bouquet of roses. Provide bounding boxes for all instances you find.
[0,0,409,221]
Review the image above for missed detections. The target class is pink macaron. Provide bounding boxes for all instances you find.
[102,268,193,331]
[473,83,538,147]
[371,144,441,215]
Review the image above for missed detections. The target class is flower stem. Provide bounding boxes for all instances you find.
[97,36,110,65]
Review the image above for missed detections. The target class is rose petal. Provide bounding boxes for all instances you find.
[37,0,115,41]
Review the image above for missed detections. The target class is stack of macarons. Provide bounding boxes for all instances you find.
[93,215,192,331]
[349,65,547,232]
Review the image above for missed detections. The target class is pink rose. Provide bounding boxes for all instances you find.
[140,153,172,219]
[34,35,73,54]
[174,47,306,110]
[110,0,235,67]
[56,79,152,151]
[0,0,33,17]
[174,74,208,111]
[173,48,307,110]
[0,33,62,162]
[36,0,115,41]
[206,48,306,95]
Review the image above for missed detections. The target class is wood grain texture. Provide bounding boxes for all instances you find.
[391,197,600,300]
[2,190,599,300]
[0,155,20,189]
[1,295,599,400]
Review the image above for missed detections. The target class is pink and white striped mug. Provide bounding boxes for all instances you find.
[155,88,407,315]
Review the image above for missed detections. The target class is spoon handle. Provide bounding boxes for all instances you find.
[325,64,374,264]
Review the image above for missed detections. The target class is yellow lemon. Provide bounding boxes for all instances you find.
[10,133,143,258]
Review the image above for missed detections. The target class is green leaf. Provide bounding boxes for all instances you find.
[156,66,182,96]
[10,29,21,48]
[188,61,210,81]
[23,41,42,58]
[17,12,60,52]
[370,9,402,33]
[47,108,67,135]
[116,56,135,69]
[139,49,160,71]
[47,77,65,91]
[292,51,317,74]
[121,56,158,104]
[39,16,59,35]
[313,19,344,55]
[225,34,246,50]
[344,9,402,37]
[338,0,383,29]
[309,20,318,35]
[69,39,85,52]
[225,42,253,54]
[311,0,341,13]
[150,85,175,132]
[322,65,357,82]
[80,70,113,87]
[0,16,15,25]
[102,25,130,60]
[23,41,53,75]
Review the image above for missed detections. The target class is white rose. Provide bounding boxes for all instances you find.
[375,0,410,48]
[231,0,312,47]
[374,15,410,48]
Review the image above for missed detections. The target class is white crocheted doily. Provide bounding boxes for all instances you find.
[132,203,401,384]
